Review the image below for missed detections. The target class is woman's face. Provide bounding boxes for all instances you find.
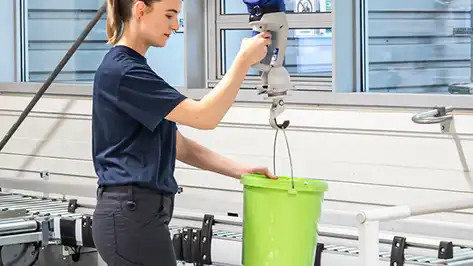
[134,0,182,47]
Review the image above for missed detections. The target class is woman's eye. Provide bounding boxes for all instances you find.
[166,15,173,19]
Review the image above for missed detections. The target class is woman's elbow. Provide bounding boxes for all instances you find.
[198,120,218,130]
[194,109,220,130]
[167,103,219,130]
[175,115,219,130]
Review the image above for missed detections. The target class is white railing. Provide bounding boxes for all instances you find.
[356,198,473,265]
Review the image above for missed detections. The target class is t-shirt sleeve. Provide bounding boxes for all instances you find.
[115,65,187,132]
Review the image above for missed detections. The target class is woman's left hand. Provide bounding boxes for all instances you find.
[241,166,277,179]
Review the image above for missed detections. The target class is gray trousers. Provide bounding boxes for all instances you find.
[92,185,176,266]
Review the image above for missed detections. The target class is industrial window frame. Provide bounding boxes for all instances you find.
[0,0,359,99]
[0,0,208,96]
[4,0,471,111]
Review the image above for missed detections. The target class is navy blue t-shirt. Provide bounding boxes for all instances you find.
[91,45,187,194]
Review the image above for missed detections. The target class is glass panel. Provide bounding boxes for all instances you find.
[365,0,472,94]
[0,1,14,82]
[221,0,332,15]
[221,29,332,77]
[24,0,185,87]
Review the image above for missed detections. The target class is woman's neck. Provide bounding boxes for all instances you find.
[116,27,149,56]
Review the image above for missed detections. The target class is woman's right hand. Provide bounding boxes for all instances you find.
[238,31,272,66]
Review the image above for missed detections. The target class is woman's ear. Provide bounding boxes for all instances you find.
[132,0,147,19]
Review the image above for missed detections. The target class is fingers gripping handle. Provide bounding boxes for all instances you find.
[249,12,288,71]
[250,28,272,72]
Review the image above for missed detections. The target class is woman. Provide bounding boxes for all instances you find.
[91,0,275,265]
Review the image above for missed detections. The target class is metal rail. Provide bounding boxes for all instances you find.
[357,198,473,266]
[357,198,473,224]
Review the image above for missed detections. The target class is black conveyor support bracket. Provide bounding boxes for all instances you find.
[173,214,215,265]
[390,236,407,266]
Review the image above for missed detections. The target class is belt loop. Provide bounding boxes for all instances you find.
[96,186,104,199]
[160,192,164,211]
[128,186,134,201]
[170,194,175,216]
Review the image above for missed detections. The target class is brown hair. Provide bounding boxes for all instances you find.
[106,0,160,45]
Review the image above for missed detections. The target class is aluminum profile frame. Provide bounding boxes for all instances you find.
[1,82,473,111]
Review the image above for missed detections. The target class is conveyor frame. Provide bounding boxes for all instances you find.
[0,181,469,265]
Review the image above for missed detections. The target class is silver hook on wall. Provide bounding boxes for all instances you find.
[412,105,472,190]
[412,105,454,133]
[411,106,454,125]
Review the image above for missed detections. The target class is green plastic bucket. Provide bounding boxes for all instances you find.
[240,174,328,266]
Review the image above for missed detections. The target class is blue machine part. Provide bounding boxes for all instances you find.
[242,0,286,13]
[271,47,279,62]
[243,0,286,37]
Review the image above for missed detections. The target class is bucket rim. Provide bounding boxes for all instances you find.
[241,174,328,192]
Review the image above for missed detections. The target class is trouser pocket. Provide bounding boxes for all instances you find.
[93,188,176,266]
[93,205,143,266]
[113,206,177,266]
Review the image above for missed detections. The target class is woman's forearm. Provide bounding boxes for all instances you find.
[200,33,271,127]
[198,55,251,127]
[165,54,251,130]
[178,135,248,179]
[165,34,271,130]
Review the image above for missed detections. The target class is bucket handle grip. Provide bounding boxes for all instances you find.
[273,128,295,189]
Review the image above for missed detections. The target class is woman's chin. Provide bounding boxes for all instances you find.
[151,38,167,48]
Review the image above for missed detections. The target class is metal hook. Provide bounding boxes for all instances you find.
[269,98,289,129]
[270,118,290,129]
[412,106,454,124]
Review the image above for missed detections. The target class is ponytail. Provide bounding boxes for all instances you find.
[106,0,123,45]
[105,0,160,45]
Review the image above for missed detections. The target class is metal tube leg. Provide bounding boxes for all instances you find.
[358,221,380,266]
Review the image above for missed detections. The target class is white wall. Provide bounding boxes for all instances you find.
[1,94,472,239]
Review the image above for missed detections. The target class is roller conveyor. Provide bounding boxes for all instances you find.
[0,193,89,262]
[0,192,470,266]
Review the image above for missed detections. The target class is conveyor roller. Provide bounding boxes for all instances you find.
[0,220,38,236]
